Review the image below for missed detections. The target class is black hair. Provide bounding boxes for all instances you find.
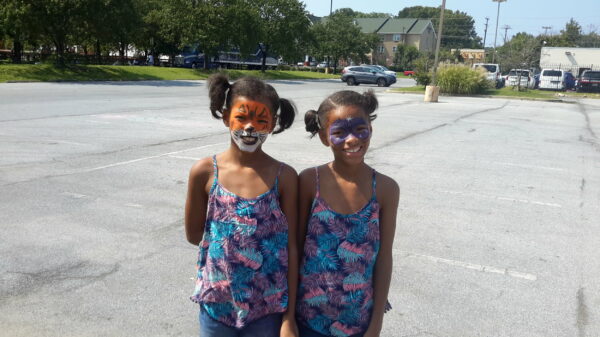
[305,90,378,137]
[207,73,296,134]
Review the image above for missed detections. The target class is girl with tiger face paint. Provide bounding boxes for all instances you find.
[185,74,300,337]
[228,98,274,152]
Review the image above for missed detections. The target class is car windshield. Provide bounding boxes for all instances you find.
[543,70,562,77]
[476,65,497,72]
[583,71,600,80]
[508,70,529,76]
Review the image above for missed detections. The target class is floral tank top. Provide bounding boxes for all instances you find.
[191,156,289,328]
[297,166,389,337]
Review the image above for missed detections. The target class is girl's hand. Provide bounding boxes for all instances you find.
[280,316,298,337]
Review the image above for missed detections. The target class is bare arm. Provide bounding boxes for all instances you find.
[296,168,317,253]
[184,157,213,246]
[280,165,299,337]
[365,174,399,337]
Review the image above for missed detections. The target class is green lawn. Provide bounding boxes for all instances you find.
[0,64,340,83]
[390,85,600,100]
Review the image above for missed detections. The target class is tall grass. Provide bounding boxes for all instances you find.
[437,64,490,95]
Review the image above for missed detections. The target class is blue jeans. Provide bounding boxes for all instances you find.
[199,307,282,337]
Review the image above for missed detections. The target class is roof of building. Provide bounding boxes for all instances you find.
[355,18,434,35]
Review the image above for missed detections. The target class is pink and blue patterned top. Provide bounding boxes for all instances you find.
[297,166,385,337]
[191,156,289,328]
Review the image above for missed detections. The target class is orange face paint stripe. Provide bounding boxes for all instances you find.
[229,100,273,133]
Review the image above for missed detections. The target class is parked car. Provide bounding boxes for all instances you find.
[538,69,568,90]
[506,69,535,89]
[403,70,415,76]
[341,66,397,87]
[361,64,396,77]
[473,63,504,88]
[576,70,600,92]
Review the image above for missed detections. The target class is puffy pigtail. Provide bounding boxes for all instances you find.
[273,98,296,134]
[304,109,321,137]
[207,74,231,119]
[362,90,378,121]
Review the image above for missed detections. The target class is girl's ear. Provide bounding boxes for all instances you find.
[318,128,329,147]
[222,109,230,127]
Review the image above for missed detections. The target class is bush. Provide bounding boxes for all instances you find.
[436,64,490,95]
[414,71,432,86]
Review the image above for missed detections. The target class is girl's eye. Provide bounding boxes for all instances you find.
[258,119,268,124]
[235,115,245,121]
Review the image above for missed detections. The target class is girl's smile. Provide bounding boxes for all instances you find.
[322,106,372,163]
[227,98,274,152]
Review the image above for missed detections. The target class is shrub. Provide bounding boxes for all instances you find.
[413,56,432,86]
[436,64,490,95]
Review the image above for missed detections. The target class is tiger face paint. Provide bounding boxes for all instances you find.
[228,99,274,152]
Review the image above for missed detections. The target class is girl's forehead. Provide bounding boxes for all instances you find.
[326,105,369,124]
[231,96,273,114]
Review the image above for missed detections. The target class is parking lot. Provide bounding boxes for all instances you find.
[1,79,599,337]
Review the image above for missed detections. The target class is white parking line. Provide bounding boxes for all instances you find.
[439,190,562,208]
[83,142,227,172]
[168,155,201,161]
[397,250,538,281]
[489,161,567,172]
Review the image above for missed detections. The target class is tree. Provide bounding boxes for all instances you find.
[393,44,421,71]
[397,6,481,49]
[310,10,375,73]
[561,18,582,47]
[251,0,311,72]
[496,32,541,72]
[0,0,36,63]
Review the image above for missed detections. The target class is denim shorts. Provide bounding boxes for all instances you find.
[199,307,282,337]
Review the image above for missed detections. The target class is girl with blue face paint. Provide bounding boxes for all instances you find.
[185,74,300,337]
[296,90,399,337]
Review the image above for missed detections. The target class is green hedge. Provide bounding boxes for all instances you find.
[437,64,490,95]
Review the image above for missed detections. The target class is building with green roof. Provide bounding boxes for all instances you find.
[355,18,436,66]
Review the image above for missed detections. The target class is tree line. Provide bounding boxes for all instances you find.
[0,1,487,69]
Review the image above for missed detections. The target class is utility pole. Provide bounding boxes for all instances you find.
[431,0,446,86]
[542,26,552,36]
[502,25,511,43]
[483,17,490,60]
[492,0,507,63]
[330,0,333,15]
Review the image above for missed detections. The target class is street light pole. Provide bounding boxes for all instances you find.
[492,0,506,63]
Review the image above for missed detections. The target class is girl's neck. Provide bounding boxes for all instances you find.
[330,160,368,180]
[225,144,268,167]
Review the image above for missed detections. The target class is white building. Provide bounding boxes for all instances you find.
[540,47,600,76]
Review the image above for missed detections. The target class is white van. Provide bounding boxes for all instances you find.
[473,63,504,88]
[538,69,565,90]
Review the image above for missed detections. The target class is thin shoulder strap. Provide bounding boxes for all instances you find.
[212,155,219,179]
[314,166,320,198]
[274,162,284,191]
[371,169,377,199]
[209,155,219,193]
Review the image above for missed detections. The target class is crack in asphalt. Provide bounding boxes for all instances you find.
[1,261,120,303]
[369,100,510,153]
[576,102,600,152]
[577,287,589,337]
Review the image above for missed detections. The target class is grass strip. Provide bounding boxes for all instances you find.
[0,64,340,83]
[390,85,600,100]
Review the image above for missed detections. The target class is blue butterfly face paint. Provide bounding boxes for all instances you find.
[328,117,370,146]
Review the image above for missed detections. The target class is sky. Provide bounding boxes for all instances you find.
[300,0,600,47]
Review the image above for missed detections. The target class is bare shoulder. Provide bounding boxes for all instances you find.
[375,171,400,203]
[279,163,299,180]
[298,166,318,197]
[188,156,214,184]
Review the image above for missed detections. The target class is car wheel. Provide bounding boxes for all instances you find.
[347,77,356,86]
[377,78,386,87]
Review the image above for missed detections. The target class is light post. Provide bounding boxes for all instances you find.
[424,0,446,102]
[492,0,506,63]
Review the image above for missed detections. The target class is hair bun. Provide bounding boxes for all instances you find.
[304,109,320,135]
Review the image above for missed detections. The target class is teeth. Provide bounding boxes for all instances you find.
[345,147,360,153]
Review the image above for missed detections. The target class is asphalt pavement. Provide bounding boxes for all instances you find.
[0,78,599,337]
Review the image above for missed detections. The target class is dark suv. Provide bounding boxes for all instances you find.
[341,66,396,87]
[576,70,600,93]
